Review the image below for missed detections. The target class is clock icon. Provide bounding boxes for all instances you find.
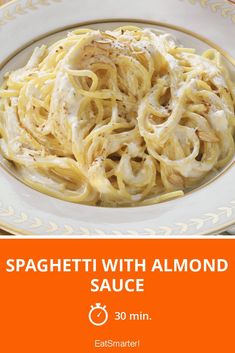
[88,303,108,326]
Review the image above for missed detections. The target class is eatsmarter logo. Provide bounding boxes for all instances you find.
[94,339,141,349]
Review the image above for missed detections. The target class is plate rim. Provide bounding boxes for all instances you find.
[0,1,235,235]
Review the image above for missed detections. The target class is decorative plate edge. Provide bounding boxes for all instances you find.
[0,200,235,235]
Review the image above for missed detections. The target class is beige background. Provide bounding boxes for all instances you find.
[0,0,9,5]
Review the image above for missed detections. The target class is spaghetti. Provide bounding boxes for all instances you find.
[0,27,234,206]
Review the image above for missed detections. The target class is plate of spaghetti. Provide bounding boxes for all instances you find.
[0,0,234,235]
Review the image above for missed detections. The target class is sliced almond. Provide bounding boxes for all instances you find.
[94,39,112,44]
[103,33,117,40]
[168,174,184,187]
[198,131,219,143]
[93,41,112,51]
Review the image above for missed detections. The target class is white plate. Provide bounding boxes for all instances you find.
[0,0,235,236]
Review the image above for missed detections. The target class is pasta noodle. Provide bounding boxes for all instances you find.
[0,27,234,206]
